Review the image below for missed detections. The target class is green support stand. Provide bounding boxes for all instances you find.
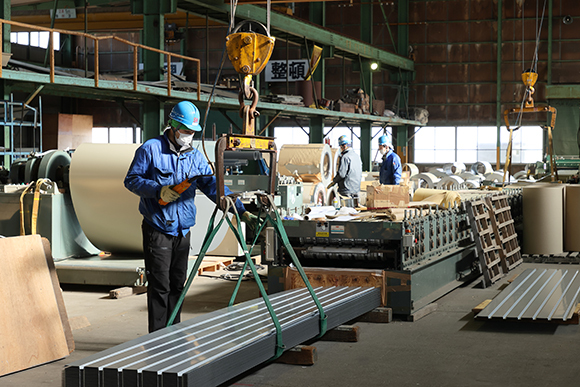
[167,194,327,361]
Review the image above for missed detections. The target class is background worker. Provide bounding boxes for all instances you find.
[124,100,258,332]
[328,135,362,197]
[378,135,402,185]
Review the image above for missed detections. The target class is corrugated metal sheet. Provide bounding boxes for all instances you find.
[477,268,580,322]
[64,286,381,387]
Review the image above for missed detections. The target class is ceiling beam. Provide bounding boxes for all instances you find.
[547,85,580,99]
[177,0,414,71]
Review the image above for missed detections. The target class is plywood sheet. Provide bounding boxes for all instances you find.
[0,235,70,376]
[41,237,75,353]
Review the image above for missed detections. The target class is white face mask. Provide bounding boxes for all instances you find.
[175,131,194,147]
[379,148,387,155]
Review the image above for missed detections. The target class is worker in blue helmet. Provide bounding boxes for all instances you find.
[378,134,402,185]
[327,134,362,197]
[124,101,258,332]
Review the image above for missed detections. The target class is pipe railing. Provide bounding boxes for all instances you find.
[0,18,201,100]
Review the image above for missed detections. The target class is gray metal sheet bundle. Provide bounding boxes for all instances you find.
[64,286,381,387]
[476,268,580,322]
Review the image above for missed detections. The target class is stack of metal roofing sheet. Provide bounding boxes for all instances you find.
[476,268,580,322]
[64,286,381,387]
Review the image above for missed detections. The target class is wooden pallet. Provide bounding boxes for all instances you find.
[466,199,504,286]
[196,257,235,275]
[486,195,523,272]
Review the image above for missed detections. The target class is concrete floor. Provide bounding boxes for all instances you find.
[2,262,580,387]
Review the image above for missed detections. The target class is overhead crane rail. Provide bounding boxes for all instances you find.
[0,18,202,100]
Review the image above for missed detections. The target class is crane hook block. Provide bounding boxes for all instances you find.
[521,70,538,88]
[226,32,275,76]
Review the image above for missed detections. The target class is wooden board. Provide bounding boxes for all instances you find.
[275,345,317,366]
[356,307,393,323]
[0,235,70,376]
[319,325,359,342]
[41,238,75,354]
[472,299,492,315]
[283,267,386,306]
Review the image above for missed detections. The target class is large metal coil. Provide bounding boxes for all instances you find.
[302,182,327,205]
[427,167,448,178]
[442,162,466,175]
[435,175,465,190]
[411,172,440,189]
[470,161,493,175]
[278,144,333,187]
[513,170,534,180]
[485,171,513,183]
[326,185,340,206]
[402,163,419,177]
[459,171,484,181]
[464,179,481,189]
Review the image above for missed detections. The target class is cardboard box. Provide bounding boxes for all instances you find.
[334,100,356,113]
[366,182,410,208]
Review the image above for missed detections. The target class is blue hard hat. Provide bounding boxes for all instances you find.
[169,101,201,131]
[338,135,352,146]
[378,135,390,146]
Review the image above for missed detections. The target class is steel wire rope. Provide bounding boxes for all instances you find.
[505,0,549,188]
[198,0,239,174]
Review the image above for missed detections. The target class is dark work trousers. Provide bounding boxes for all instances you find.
[142,220,190,333]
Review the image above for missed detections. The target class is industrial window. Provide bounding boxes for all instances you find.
[274,126,310,152]
[414,126,543,164]
[10,31,61,51]
[92,127,141,144]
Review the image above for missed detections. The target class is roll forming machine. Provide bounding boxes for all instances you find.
[267,190,523,315]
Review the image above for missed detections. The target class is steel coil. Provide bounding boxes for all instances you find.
[443,162,466,175]
[411,172,440,189]
[435,175,465,190]
[470,161,493,175]
[402,163,419,177]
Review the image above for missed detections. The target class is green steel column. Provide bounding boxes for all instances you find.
[309,116,323,143]
[137,0,166,140]
[61,34,73,67]
[397,0,412,156]
[496,0,502,169]
[547,0,553,85]
[361,0,373,105]
[1,0,10,167]
[309,3,325,97]
[360,121,372,171]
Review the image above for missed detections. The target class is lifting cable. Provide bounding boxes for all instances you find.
[514,0,548,129]
[198,0,240,173]
[505,0,549,186]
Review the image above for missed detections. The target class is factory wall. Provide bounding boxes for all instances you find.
[295,0,579,128]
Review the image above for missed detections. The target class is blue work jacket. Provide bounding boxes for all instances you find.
[379,149,402,185]
[124,132,246,237]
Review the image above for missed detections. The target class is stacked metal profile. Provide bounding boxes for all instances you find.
[64,286,381,387]
[476,268,580,322]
